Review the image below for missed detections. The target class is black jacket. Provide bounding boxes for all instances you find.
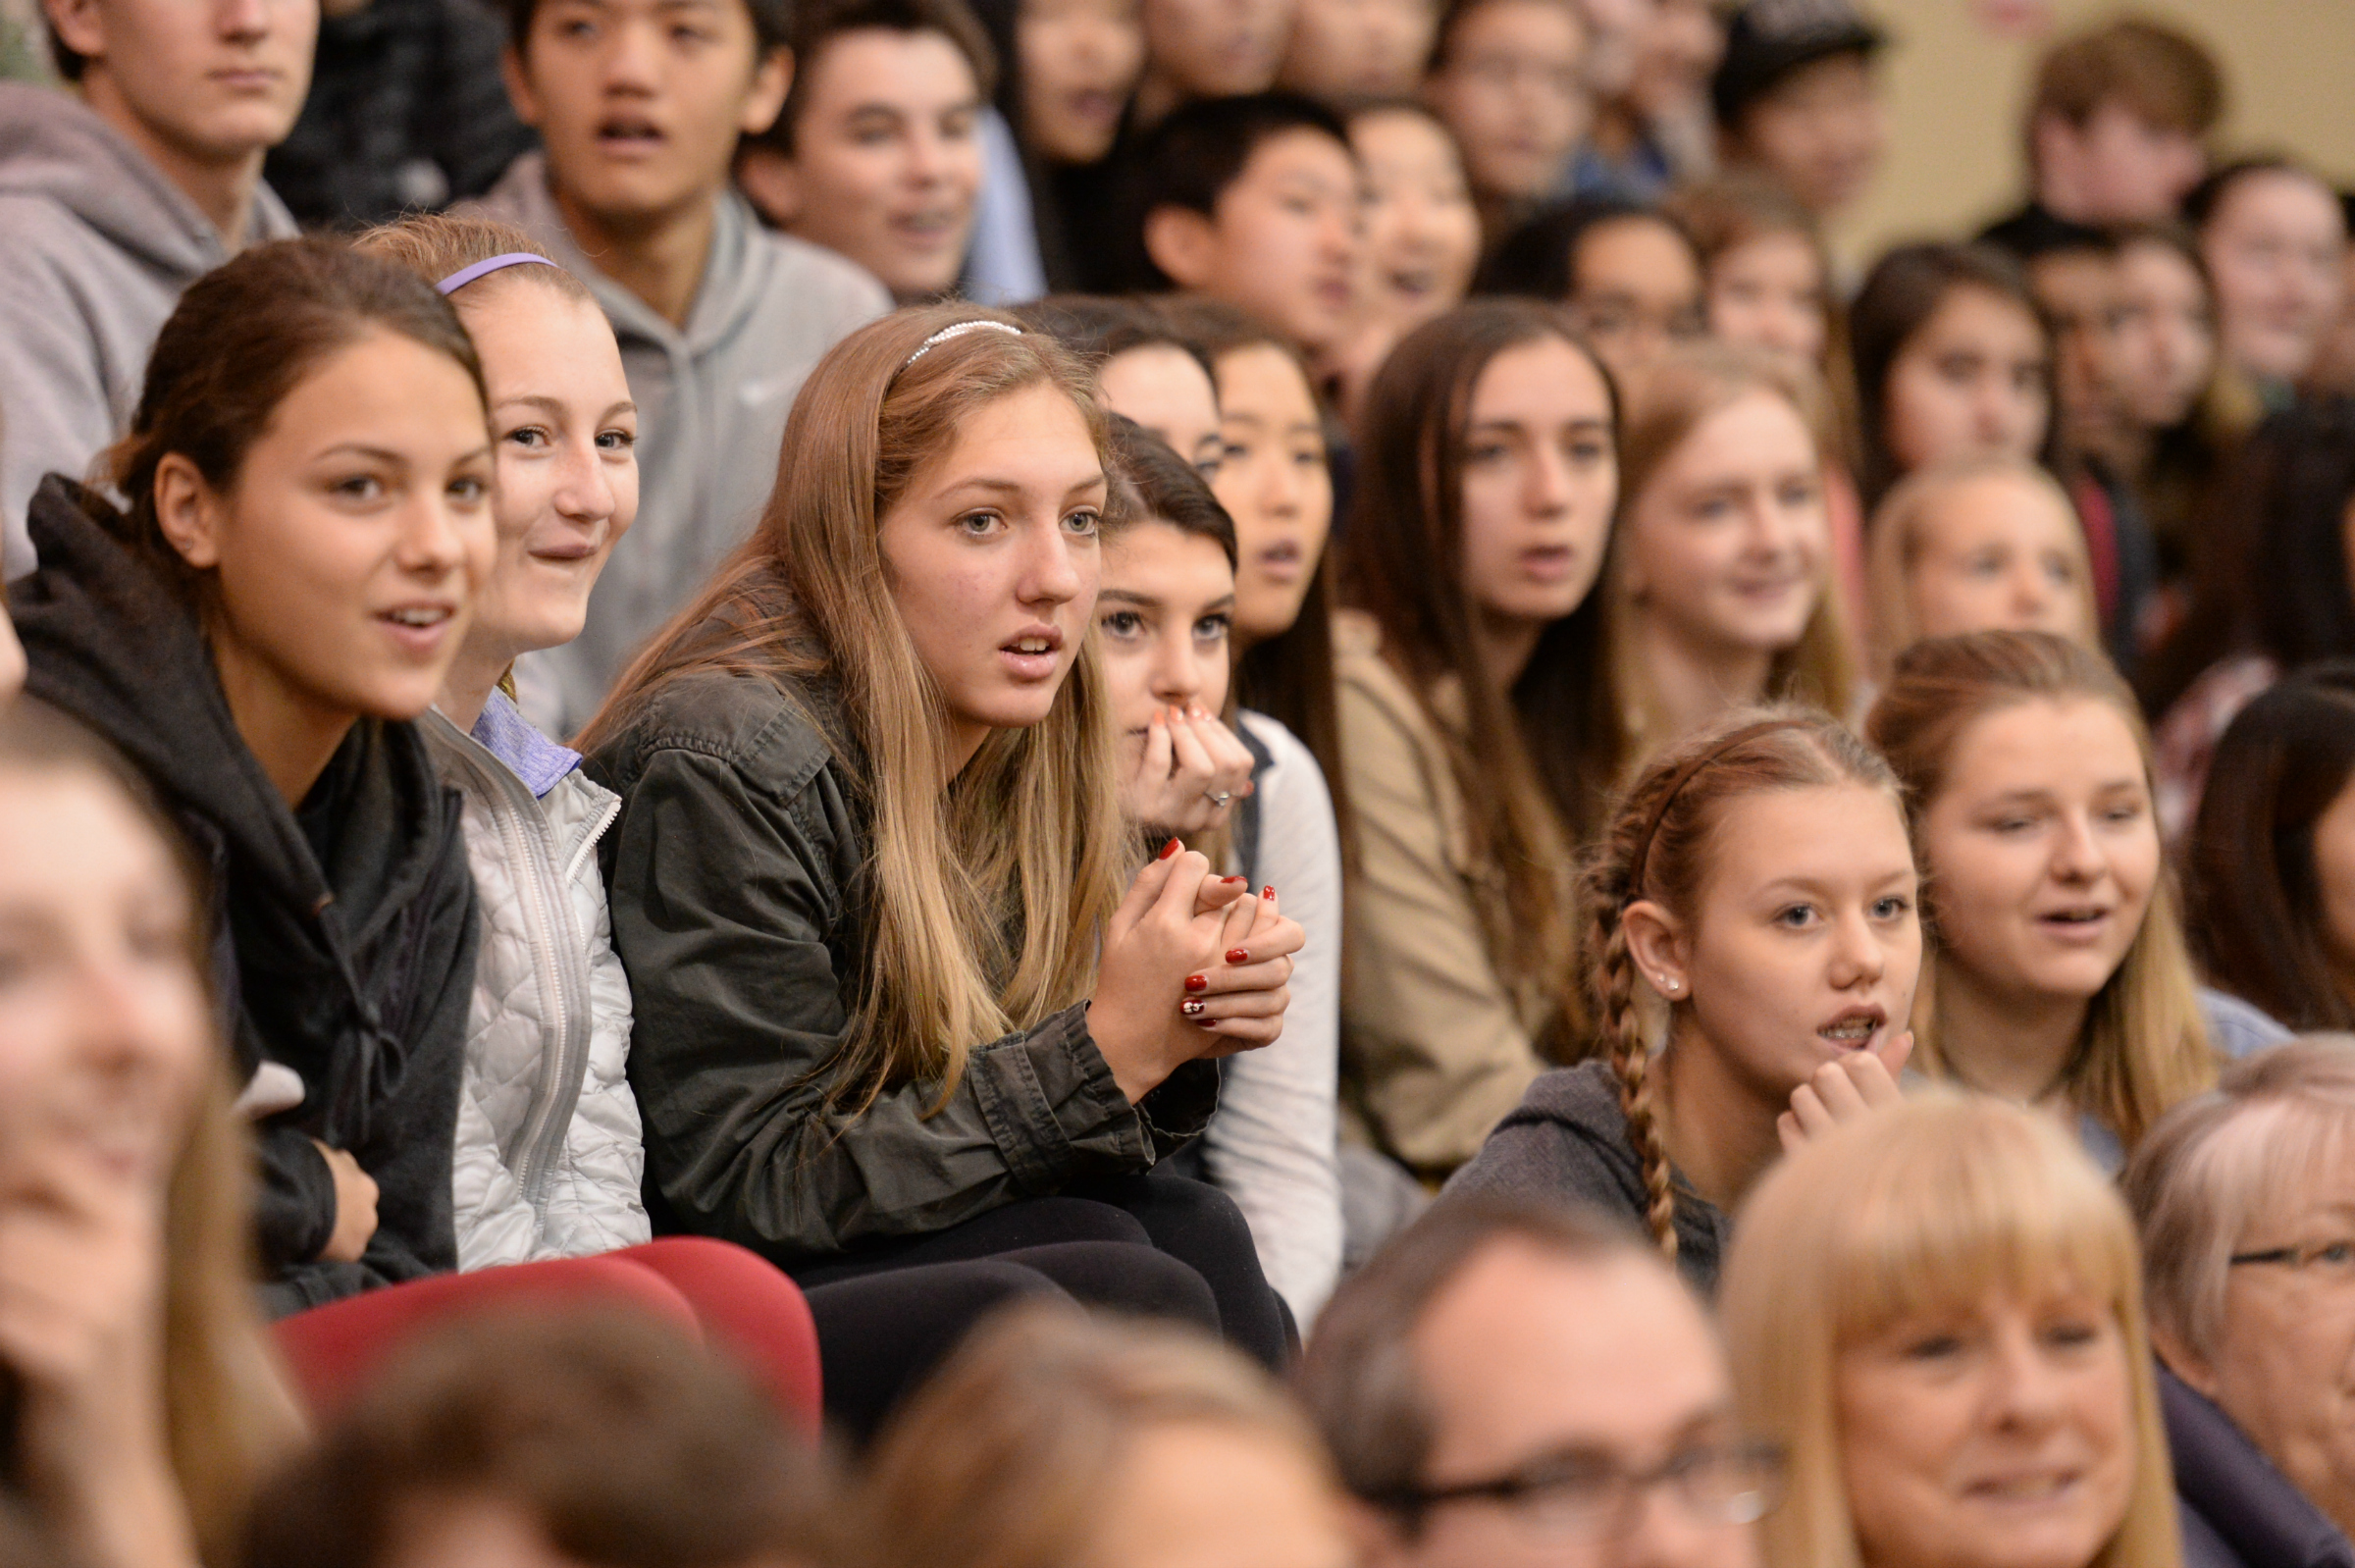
[2162,1363,2355,1568]
[587,658,1218,1263]
[263,0,534,228]
[1439,1059,1730,1293]
[15,477,478,1312]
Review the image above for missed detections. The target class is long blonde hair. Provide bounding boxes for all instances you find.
[579,305,1131,1109]
[1579,706,1902,1256]
[1612,342,1858,760]
[1865,630,2215,1151]
[0,703,301,1564]
[1721,1095,2182,1568]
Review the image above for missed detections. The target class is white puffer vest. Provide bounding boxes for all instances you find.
[422,705,650,1268]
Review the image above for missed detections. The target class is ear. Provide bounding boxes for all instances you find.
[2149,1321,2223,1401]
[741,44,793,137]
[735,142,802,227]
[1143,205,1220,291]
[500,43,543,130]
[1620,898,1691,1005]
[41,0,104,68]
[151,454,227,572]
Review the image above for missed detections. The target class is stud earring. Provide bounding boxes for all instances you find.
[1661,976,1680,993]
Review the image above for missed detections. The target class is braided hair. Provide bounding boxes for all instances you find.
[1577,707,1904,1256]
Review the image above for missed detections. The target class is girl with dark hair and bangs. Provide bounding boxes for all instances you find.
[1334,299,1624,1186]
[582,306,1299,1371]
[13,236,496,1314]
[1092,418,1344,1329]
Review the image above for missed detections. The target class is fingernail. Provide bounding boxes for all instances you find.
[1184,974,1208,993]
[1158,838,1181,860]
[1224,874,1249,884]
[1226,948,1250,965]
[1262,885,1276,900]
[1180,999,1206,1018]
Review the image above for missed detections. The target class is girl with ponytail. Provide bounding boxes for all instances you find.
[1446,708,1922,1292]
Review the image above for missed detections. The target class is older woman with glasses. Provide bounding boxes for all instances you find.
[2124,1039,2355,1568]
[1722,1095,2183,1568]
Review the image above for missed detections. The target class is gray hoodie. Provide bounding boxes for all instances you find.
[468,154,890,734]
[0,82,297,577]
[1441,1059,1731,1295]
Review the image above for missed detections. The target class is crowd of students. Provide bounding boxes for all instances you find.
[4,0,2355,1562]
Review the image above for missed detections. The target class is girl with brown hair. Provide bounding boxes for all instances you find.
[0,701,302,1567]
[1609,340,1856,763]
[1864,630,2269,1166]
[1447,707,1921,1294]
[1332,299,1620,1183]
[14,237,495,1313]
[581,304,1300,1369]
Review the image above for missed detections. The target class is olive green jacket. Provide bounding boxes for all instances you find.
[588,664,1217,1262]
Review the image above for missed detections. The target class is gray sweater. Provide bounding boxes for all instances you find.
[1442,1059,1731,1295]
[468,156,889,733]
[0,83,296,575]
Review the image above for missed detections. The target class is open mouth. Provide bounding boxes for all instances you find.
[1387,266,1440,299]
[596,116,665,153]
[2035,905,2114,935]
[1966,1471,2079,1504]
[1816,1007,1885,1048]
[891,208,965,247]
[1521,544,1576,580]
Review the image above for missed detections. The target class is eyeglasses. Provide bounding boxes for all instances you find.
[1372,1439,1788,1541]
[2228,1238,2355,1279]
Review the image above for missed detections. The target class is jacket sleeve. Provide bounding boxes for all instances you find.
[606,742,1217,1261]
[1336,672,1544,1180]
[250,1123,338,1272]
[1206,718,1343,1330]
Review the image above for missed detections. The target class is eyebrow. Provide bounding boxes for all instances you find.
[936,473,1108,502]
[495,393,639,422]
[1465,417,1611,436]
[316,444,414,466]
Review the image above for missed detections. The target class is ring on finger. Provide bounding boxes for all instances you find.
[1204,789,1232,807]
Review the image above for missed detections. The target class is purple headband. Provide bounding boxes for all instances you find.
[437,252,562,295]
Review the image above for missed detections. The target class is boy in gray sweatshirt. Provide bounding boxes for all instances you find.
[472,0,889,733]
[0,0,313,576]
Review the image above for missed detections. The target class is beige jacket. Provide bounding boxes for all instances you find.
[1335,611,1557,1179]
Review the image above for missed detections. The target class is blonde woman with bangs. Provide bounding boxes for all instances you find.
[1610,341,1858,765]
[1866,631,2282,1167]
[1722,1095,2183,1568]
[583,305,1301,1371]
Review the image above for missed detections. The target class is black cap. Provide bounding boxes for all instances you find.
[1711,0,1887,126]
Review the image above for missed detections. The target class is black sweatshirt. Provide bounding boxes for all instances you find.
[15,476,477,1313]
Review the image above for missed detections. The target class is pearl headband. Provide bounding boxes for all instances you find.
[900,318,1022,370]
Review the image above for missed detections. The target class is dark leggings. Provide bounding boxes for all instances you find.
[789,1173,1289,1433]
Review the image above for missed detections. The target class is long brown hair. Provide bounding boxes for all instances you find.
[1611,341,1857,758]
[2184,664,2355,1031]
[1343,300,1624,1038]
[100,237,485,603]
[1579,707,1900,1255]
[0,701,301,1564]
[579,305,1131,1111]
[1866,630,2215,1151]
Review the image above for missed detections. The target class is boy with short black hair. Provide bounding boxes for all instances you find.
[1709,0,1886,226]
[1133,90,1361,360]
[473,0,889,730]
[0,0,314,572]
[735,0,995,304]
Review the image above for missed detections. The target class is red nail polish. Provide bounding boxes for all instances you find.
[1262,885,1276,900]
[1158,838,1181,860]
[1180,999,1205,1018]
[1226,948,1250,965]
[1184,974,1208,993]
[1224,874,1249,884]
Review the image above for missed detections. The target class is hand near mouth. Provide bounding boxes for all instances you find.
[1777,1028,1913,1155]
